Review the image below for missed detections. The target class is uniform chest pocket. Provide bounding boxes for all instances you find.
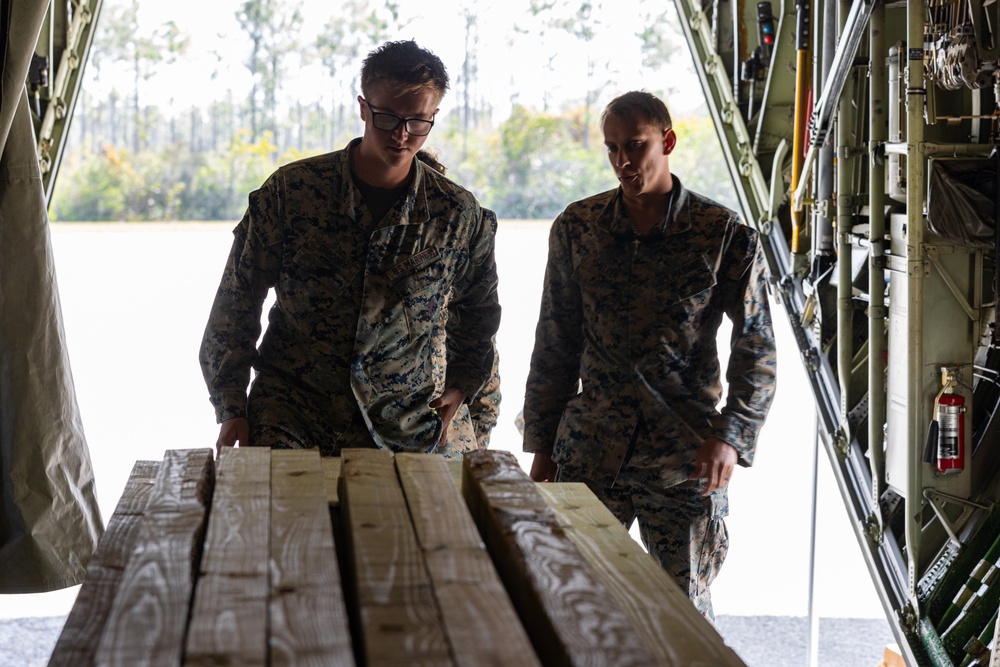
[291,243,357,295]
[390,247,448,334]
[652,256,717,307]
[283,241,363,342]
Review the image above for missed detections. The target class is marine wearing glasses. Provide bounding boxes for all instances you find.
[202,40,499,464]
[360,97,435,136]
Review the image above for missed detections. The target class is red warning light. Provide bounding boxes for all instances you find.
[757,2,776,60]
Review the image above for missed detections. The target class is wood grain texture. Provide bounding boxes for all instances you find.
[339,448,452,666]
[61,450,739,667]
[94,449,215,667]
[538,483,746,666]
[396,453,541,667]
[184,447,271,667]
[322,457,346,577]
[462,449,659,667]
[48,460,160,667]
[321,457,341,508]
[269,449,355,667]
[445,458,463,488]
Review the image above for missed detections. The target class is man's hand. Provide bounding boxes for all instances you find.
[216,417,249,455]
[529,451,558,482]
[430,388,467,446]
[689,436,738,495]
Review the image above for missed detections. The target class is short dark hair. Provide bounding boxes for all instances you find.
[601,91,672,131]
[360,40,449,101]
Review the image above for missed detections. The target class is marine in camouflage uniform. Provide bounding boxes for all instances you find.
[523,91,776,620]
[199,41,500,457]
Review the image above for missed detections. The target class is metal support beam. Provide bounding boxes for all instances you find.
[32,0,103,206]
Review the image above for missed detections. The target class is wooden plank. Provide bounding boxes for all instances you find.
[321,456,342,508]
[538,483,746,666]
[446,458,463,488]
[339,448,452,666]
[184,447,271,667]
[462,449,659,667]
[878,643,906,667]
[48,460,160,667]
[94,448,215,667]
[395,453,541,667]
[270,449,355,667]
[321,457,348,589]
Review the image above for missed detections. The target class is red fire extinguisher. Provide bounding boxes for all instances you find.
[936,367,965,474]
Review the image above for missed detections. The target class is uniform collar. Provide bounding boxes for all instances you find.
[602,174,692,241]
[335,138,431,229]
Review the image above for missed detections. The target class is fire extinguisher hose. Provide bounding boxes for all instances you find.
[923,419,939,464]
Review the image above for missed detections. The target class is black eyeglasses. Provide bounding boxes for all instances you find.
[361,98,435,136]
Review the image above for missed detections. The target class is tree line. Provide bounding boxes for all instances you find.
[49,0,738,223]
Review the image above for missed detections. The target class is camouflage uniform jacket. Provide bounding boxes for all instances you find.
[523,177,776,488]
[200,140,501,453]
[430,302,501,457]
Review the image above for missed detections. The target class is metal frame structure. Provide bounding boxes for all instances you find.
[672,0,1000,662]
[30,0,103,205]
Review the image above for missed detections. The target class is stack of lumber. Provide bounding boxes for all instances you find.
[47,447,745,666]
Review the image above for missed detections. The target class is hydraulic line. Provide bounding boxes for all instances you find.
[903,0,928,615]
[791,0,812,255]
[867,0,887,541]
[813,0,836,267]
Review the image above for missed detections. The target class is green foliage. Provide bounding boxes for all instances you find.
[670,115,740,210]
[432,105,616,220]
[59,0,732,222]
[58,0,732,222]
[185,130,280,220]
[53,107,736,222]
[51,144,135,221]
[52,131,282,222]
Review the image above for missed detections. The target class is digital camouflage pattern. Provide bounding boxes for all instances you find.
[200,139,500,456]
[522,176,776,618]
[523,176,776,484]
[595,466,730,620]
[432,351,500,459]
[469,352,501,448]
[424,285,500,459]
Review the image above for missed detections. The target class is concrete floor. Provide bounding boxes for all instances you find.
[2,614,897,667]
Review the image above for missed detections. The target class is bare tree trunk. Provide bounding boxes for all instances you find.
[76,89,88,149]
[190,106,199,151]
[249,80,258,140]
[170,98,177,145]
[132,55,140,155]
[296,101,303,149]
[108,93,117,147]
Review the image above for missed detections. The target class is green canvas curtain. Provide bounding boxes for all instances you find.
[0,0,103,592]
